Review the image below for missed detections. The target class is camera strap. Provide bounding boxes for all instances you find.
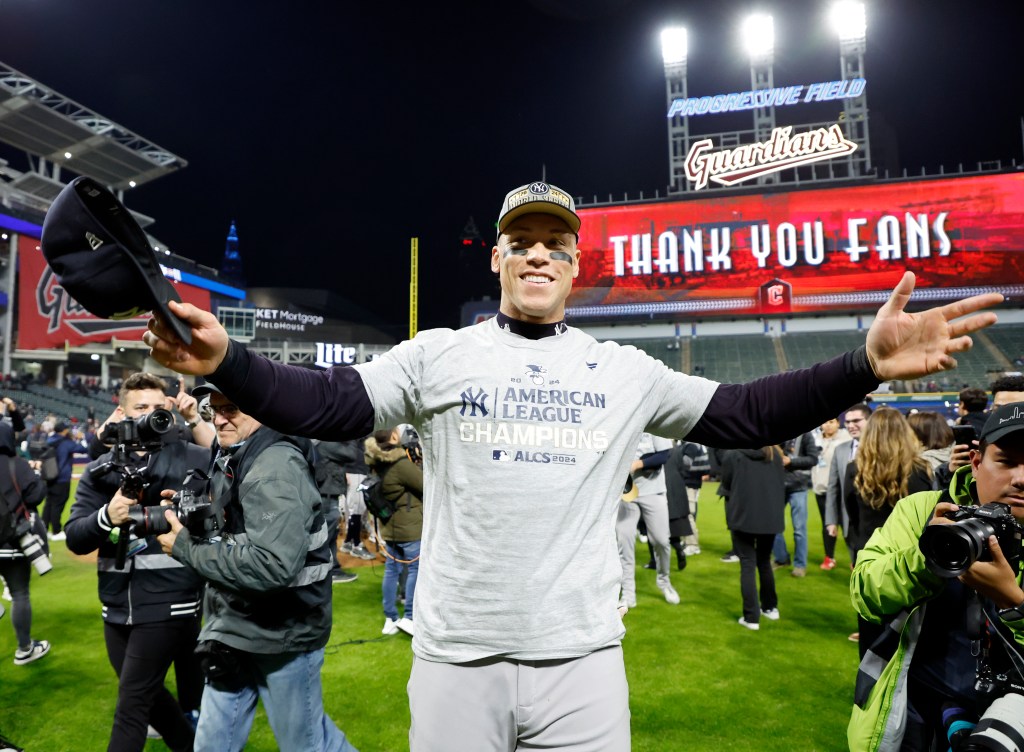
[5,457,28,520]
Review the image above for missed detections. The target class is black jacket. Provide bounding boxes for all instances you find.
[0,423,46,557]
[720,448,787,535]
[664,444,694,521]
[66,439,210,625]
[783,432,821,493]
[312,440,349,497]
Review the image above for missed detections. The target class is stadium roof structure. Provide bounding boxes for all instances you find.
[0,61,187,194]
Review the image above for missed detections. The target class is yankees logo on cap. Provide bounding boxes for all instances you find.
[497,181,581,239]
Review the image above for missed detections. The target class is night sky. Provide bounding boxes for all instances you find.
[2,0,1022,335]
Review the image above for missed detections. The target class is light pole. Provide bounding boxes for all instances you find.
[661,26,689,193]
[830,1,871,175]
[742,14,777,184]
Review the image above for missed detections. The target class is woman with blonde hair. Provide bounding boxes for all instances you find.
[845,407,933,651]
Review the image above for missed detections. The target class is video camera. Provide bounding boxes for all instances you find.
[919,502,1023,579]
[98,408,175,451]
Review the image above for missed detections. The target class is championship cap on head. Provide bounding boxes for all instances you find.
[496,181,581,240]
[980,402,1024,444]
[40,176,192,345]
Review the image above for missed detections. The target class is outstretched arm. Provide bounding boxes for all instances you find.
[865,271,1002,380]
[688,273,1002,448]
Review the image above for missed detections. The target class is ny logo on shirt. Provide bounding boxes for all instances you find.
[460,387,489,417]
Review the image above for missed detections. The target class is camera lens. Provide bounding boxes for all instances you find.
[144,408,174,434]
[920,519,993,578]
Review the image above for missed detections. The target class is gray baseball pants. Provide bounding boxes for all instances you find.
[615,493,671,605]
[407,645,630,750]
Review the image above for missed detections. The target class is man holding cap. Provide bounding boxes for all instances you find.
[136,179,1001,750]
[848,402,1024,750]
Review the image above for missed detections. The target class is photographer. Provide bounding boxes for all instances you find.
[157,384,357,752]
[65,373,209,752]
[0,421,50,665]
[88,376,214,460]
[849,402,1024,751]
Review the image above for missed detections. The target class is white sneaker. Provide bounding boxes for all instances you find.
[658,581,681,605]
[48,531,66,542]
[761,608,780,621]
[381,618,399,635]
[637,533,648,543]
[1,586,9,602]
[13,639,50,665]
[683,545,701,556]
[738,617,760,631]
[147,725,162,740]
[396,617,415,636]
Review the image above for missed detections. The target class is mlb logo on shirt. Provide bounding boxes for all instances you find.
[493,449,510,462]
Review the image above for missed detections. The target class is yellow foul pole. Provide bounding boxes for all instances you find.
[409,237,419,340]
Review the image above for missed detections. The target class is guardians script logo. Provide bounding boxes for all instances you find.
[36,267,149,336]
[685,124,857,190]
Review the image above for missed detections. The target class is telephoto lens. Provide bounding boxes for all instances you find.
[961,693,1024,751]
[17,528,53,575]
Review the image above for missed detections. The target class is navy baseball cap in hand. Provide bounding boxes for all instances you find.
[40,176,192,344]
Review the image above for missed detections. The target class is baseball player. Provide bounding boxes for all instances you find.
[143,181,1001,751]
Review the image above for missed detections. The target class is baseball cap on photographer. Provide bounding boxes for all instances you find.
[980,402,1024,444]
[190,381,223,399]
[497,181,581,240]
[40,176,192,345]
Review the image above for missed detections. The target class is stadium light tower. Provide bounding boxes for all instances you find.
[830,1,866,42]
[742,14,777,183]
[661,26,690,193]
[830,2,872,174]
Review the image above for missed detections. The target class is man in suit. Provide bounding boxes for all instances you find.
[824,403,872,564]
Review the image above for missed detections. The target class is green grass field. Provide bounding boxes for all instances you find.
[0,483,860,751]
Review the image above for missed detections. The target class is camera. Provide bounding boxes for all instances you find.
[954,693,1024,751]
[14,516,52,576]
[125,487,218,539]
[99,408,175,449]
[919,502,1023,578]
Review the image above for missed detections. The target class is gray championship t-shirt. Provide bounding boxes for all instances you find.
[354,318,717,662]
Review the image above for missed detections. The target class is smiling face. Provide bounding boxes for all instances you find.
[972,432,1024,522]
[844,408,869,439]
[491,213,581,324]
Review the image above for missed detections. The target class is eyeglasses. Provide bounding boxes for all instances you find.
[209,404,240,418]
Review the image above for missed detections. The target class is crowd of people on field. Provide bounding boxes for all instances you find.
[2,179,1016,751]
